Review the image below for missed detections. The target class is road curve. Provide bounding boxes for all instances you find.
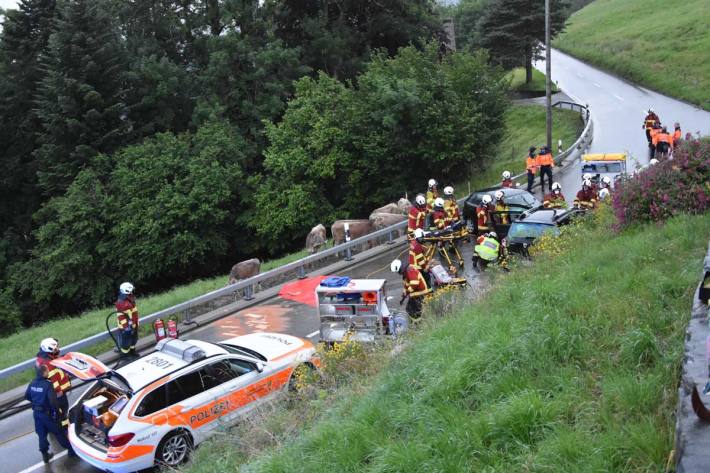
[536,48,710,197]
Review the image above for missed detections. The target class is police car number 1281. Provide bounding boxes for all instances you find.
[144,356,174,369]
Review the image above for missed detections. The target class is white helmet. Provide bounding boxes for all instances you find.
[428,178,437,188]
[40,338,58,354]
[502,171,511,179]
[551,182,562,191]
[598,188,610,200]
[601,176,612,186]
[582,173,592,181]
[390,259,402,273]
[443,186,454,196]
[494,190,504,201]
[648,107,654,114]
[415,194,426,206]
[481,194,492,205]
[434,197,445,208]
[582,179,592,188]
[488,231,497,239]
[649,158,659,165]
[413,228,424,240]
[119,282,134,295]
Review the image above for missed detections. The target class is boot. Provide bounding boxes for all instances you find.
[42,451,54,464]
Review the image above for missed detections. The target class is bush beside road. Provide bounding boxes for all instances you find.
[554,0,710,110]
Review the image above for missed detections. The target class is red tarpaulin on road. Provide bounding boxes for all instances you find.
[278,276,327,307]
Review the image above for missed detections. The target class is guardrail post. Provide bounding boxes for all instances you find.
[387,230,394,245]
[183,309,197,326]
[345,246,353,262]
[297,265,306,279]
[243,284,255,301]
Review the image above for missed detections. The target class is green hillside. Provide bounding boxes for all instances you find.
[554,0,710,110]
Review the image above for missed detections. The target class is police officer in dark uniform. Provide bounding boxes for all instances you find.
[25,364,76,463]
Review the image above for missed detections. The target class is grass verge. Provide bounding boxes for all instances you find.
[554,0,710,110]
[184,208,710,472]
[457,105,583,193]
[508,67,559,93]
[0,250,308,392]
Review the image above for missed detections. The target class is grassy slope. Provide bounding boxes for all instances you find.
[0,250,308,391]
[508,67,559,93]
[458,105,583,193]
[554,0,710,110]
[206,211,709,472]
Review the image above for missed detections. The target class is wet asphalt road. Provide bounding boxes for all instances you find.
[4,50,710,473]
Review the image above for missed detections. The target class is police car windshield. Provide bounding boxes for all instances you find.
[217,344,267,362]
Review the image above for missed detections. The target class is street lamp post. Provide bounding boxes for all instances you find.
[545,0,552,150]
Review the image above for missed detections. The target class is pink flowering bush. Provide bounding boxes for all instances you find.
[613,137,710,227]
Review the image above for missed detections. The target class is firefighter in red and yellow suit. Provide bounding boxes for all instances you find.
[430,198,447,230]
[391,259,430,318]
[476,194,493,235]
[493,190,510,225]
[425,178,439,213]
[574,179,598,210]
[442,186,460,226]
[543,182,567,209]
[407,194,427,240]
[409,228,432,288]
[35,338,71,429]
[115,282,139,358]
[501,171,514,188]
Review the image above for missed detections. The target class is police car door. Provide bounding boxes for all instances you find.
[207,357,261,425]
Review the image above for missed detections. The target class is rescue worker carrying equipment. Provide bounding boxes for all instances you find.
[408,229,429,271]
[443,186,460,225]
[35,338,71,429]
[543,182,567,209]
[655,126,673,158]
[26,364,76,464]
[501,171,514,188]
[526,147,538,192]
[407,194,427,239]
[494,190,510,225]
[426,179,439,211]
[431,197,447,230]
[537,145,554,192]
[115,282,139,358]
[642,108,660,144]
[673,122,682,146]
[391,259,430,318]
[476,194,493,234]
[574,179,598,209]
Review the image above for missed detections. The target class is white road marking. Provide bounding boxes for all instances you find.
[593,82,601,88]
[17,450,67,473]
[307,331,319,338]
[613,94,625,101]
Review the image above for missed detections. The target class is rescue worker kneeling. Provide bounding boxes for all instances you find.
[391,259,431,319]
[543,182,567,209]
[26,364,76,464]
[574,179,598,210]
[473,232,508,270]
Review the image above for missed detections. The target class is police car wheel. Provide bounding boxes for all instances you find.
[157,431,192,467]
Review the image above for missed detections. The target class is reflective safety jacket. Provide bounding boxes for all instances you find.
[673,127,682,145]
[115,294,139,330]
[431,209,447,230]
[35,352,71,397]
[476,205,491,231]
[650,127,662,146]
[495,202,510,225]
[526,155,539,173]
[643,113,659,129]
[404,266,429,297]
[443,198,460,225]
[408,239,428,270]
[407,206,426,235]
[475,236,499,261]
[574,188,598,209]
[543,192,567,209]
[426,189,439,211]
[656,132,673,146]
[538,152,554,167]
[501,178,514,188]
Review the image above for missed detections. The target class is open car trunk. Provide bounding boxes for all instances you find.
[69,379,132,451]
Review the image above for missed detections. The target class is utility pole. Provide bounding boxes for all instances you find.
[545,0,552,150]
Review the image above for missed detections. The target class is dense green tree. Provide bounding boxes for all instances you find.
[450,0,489,51]
[479,0,568,83]
[34,0,130,196]
[269,0,443,80]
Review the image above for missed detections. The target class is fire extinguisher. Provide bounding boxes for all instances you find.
[153,318,166,342]
[167,317,179,339]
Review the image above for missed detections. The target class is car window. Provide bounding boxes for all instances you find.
[506,193,536,207]
[229,358,256,376]
[508,222,560,239]
[134,385,167,417]
[171,370,205,401]
[200,360,239,390]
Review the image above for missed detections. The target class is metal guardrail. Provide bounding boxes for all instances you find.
[0,101,592,382]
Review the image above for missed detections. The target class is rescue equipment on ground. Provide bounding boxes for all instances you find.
[167,317,179,339]
[153,318,166,342]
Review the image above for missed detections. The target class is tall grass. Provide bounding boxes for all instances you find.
[185,210,709,472]
[554,0,710,110]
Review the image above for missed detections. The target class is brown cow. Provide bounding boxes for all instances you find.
[305,224,327,254]
[371,203,405,216]
[397,198,412,214]
[369,212,407,239]
[331,220,372,246]
[228,258,261,285]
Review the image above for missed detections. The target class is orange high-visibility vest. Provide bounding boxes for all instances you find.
[538,152,554,167]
